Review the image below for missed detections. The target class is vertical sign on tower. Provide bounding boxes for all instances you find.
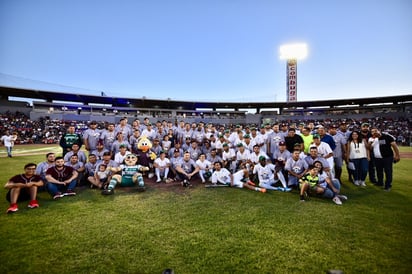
[286,59,297,102]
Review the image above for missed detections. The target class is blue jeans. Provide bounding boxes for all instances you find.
[322,179,341,199]
[6,146,12,157]
[351,158,369,181]
[375,156,394,189]
[47,180,77,196]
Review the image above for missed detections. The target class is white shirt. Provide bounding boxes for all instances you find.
[212,168,232,184]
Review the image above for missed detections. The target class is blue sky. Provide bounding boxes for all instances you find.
[0,0,411,102]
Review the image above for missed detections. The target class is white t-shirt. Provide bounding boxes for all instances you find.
[211,168,232,184]
[154,157,171,168]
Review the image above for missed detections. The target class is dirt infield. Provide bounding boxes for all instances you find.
[400,152,412,159]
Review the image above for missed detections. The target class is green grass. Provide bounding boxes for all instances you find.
[0,145,411,273]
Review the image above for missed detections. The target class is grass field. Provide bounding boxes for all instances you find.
[0,145,411,274]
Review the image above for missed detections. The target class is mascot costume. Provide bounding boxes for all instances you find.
[136,136,157,178]
[102,154,149,195]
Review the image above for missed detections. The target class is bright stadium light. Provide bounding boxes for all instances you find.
[279,43,308,102]
[279,43,308,60]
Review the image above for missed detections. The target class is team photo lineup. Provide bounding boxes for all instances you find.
[2,113,403,213]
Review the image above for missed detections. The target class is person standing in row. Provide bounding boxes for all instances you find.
[369,127,401,191]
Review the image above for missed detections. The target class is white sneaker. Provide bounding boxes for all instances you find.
[354,180,360,186]
[148,173,154,179]
[332,196,342,205]
[337,195,348,201]
[360,181,366,187]
[156,178,161,183]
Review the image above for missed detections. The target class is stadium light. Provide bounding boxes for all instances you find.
[279,43,308,102]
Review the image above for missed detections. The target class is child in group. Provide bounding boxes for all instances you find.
[95,164,110,189]
[298,165,322,202]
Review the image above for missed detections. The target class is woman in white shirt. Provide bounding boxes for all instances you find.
[346,131,370,186]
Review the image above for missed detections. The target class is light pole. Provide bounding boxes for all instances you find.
[279,43,308,102]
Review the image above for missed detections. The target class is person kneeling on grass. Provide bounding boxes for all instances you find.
[102,154,149,195]
[4,163,44,214]
[299,165,344,205]
[211,161,266,193]
[46,157,78,200]
[253,156,292,192]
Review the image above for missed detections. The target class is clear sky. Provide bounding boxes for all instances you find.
[0,0,411,103]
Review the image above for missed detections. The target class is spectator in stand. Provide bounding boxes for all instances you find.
[45,156,78,199]
[285,128,304,153]
[83,121,101,153]
[346,131,370,187]
[369,127,401,191]
[4,163,44,214]
[59,125,82,157]
[1,130,17,158]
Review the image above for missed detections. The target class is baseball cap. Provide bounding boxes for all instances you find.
[90,120,97,125]
[259,156,266,162]
[279,141,286,146]
[222,143,229,147]
[236,143,243,147]
[244,134,250,138]
[313,134,320,139]
[361,122,370,127]
[119,144,127,148]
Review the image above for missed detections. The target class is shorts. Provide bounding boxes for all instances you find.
[6,188,31,203]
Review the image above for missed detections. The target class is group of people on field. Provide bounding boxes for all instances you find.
[4,117,401,213]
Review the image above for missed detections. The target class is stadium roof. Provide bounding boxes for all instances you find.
[1,85,411,111]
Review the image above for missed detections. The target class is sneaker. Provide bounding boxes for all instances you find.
[102,189,114,195]
[384,187,391,192]
[360,181,366,187]
[354,180,360,186]
[337,195,348,201]
[332,196,343,205]
[53,192,64,200]
[28,200,39,209]
[156,178,161,183]
[181,179,190,187]
[6,203,18,214]
[148,173,154,179]
[300,195,305,202]
[284,187,292,192]
[260,188,266,193]
[63,189,76,196]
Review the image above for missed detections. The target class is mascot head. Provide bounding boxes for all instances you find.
[124,154,138,166]
[137,136,153,153]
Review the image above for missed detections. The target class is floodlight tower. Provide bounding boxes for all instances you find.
[279,43,308,102]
